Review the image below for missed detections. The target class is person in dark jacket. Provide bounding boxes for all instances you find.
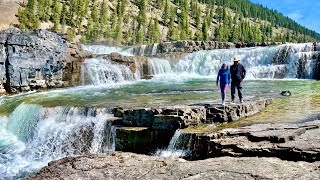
[216,62,231,105]
[230,57,246,103]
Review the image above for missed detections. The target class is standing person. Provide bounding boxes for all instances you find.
[230,57,246,103]
[216,63,231,105]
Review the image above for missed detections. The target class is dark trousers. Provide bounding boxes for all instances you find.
[231,81,243,100]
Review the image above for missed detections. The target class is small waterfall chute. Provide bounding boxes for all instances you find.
[80,57,136,85]
[148,58,172,75]
[155,129,192,158]
[81,45,133,56]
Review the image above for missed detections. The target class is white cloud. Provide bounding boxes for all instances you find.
[287,11,304,21]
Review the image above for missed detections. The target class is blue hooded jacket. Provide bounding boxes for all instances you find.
[216,68,231,85]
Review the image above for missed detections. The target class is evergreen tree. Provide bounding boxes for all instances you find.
[52,0,62,32]
[60,2,67,30]
[136,0,147,44]
[17,7,28,29]
[163,0,169,25]
[202,20,209,41]
[166,7,176,41]
[100,0,108,37]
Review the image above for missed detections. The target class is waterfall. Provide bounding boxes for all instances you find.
[82,45,133,56]
[155,129,192,158]
[151,43,158,56]
[0,104,117,178]
[126,43,159,57]
[174,43,318,79]
[80,57,136,85]
[148,58,172,75]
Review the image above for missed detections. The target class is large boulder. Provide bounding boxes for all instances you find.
[0,28,91,92]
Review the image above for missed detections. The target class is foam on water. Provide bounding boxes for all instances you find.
[148,58,172,75]
[82,45,133,56]
[155,129,192,158]
[80,57,136,85]
[174,43,316,79]
[0,104,117,179]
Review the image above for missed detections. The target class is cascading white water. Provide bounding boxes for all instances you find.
[82,45,133,56]
[151,43,158,56]
[126,43,159,57]
[174,43,317,79]
[148,58,172,75]
[80,57,136,85]
[0,103,117,179]
[155,129,192,158]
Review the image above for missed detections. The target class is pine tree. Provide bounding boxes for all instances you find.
[44,0,52,21]
[60,2,67,30]
[115,17,123,45]
[202,20,209,41]
[136,0,147,44]
[147,19,155,43]
[153,18,161,43]
[100,0,108,37]
[163,0,169,25]
[166,7,176,41]
[52,0,62,32]
[37,0,46,21]
[17,7,28,29]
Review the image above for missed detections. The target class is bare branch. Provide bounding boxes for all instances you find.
[15,0,26,8]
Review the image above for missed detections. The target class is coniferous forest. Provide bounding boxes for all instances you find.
[17,0,320,45]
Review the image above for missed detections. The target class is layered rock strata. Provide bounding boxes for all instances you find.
[113,99,272,154]
[0,29,91,93]
[189,120,320,161]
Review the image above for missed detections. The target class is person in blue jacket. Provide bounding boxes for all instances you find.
[216,62,231,105]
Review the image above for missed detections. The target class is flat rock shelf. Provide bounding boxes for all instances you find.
[27,152,320,180]
[113,98,272,154]
[189,120,320,161]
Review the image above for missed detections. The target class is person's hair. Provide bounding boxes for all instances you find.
[221,62,229,70]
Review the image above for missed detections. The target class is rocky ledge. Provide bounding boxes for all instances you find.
[190,120,320,161]
[102,52,153,79]
[129,41,289,57]
[0,28,91,93]
[113,98,272,154]
[27,152,320,180]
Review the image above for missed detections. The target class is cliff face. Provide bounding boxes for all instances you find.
[0,29,91,93]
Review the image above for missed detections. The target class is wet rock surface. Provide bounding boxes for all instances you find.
[114,98,272,128]
[103,52,151,78]
[130,41,236,57]
[129,41,289,57]
[0,29,91,93]
[27,152,320,180]
[192,120,320,161]
[114,99,272,154]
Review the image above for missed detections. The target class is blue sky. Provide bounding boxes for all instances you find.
[249,0,320,33]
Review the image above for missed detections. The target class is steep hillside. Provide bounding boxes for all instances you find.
[0,0,20,30]
[6,0,320,45]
